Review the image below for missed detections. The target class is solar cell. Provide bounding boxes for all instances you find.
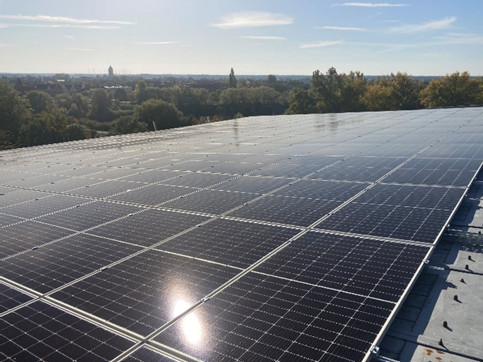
[121,346,176,361]
[0,213,24,228]
[163,189,259,214]
[108,184,196,206]
[153,272,393,362]
[157,219,299,268]
[69,180,139,198]
[88,209,208,247]
[208,175,291,194]
[1,194,88,219]
[254,231,430,302]
[272,180,367,200]
[0,189,50,208]
[355,184,464,209]
[36,201,141,231]
[383,158,481,187]
[249,160,332,178]
[309,157,406,182]
[316,203,453,243]
[160,172,234,188]
[229,195,343,226]
[51,250,239,336]
[119,169,182,184]
[1,301,135,361]
[0,220,75,259]
[1,234,141,293]
[0,283,33,313]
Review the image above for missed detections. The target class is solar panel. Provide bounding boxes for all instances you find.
[120,346,176,361]
[51,250,240,336]
[1,301,135,361]
[1,108,482,361]
[153,272,394,362]
[0,220,75,258]
[254,231,430,302]
[1,234,141,293]
[88,209,208,247]
[156,219,299,268]
[0,282,33,313]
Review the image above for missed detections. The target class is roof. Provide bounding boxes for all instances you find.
[1,108,483,361]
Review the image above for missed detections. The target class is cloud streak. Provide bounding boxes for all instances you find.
[240,35,285,40]
[319,26,367,31]
[0,14,135,25]
[336,2,407,7]
[391,17,456,33]
[300,40,342,49]
[212,12,293,29]
[2,23,121,29]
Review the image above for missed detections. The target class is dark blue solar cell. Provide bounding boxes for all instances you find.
[1,301,135,361]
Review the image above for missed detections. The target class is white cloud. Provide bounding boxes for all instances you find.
[136,41,179,45]
[337,2,407,7]
[0,14,135,25]
[7,23,120,29]
[391,17,456,33]
[240,35,285,40]
[300,40,343,49]
[319,26,367,31]
[212,12,293,29]
[64,35,75,40]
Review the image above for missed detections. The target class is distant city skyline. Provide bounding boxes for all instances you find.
[0,0,482,75]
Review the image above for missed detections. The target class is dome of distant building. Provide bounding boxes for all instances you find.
[108,65,113,76]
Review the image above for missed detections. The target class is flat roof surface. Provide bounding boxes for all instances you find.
[1,108,482,361]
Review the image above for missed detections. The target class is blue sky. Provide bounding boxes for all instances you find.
[0,0,482,75]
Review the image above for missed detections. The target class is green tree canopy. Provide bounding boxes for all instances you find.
[26,91,53,113]
[229,68,237,88]
[362,73,423,111]
[111,115,148,134]
[286,89,317,114]
[134,79,148,104]
[18,108,68,147]
[420,72,480,108]
[89,88,113,121]
[0,79,31,147]
[134,99,185,130]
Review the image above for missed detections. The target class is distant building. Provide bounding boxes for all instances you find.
[108,65,114,76]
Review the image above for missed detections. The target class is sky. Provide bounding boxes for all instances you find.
[0,0,482,75]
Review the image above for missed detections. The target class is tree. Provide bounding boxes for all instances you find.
[89,88,113,121]
[0,79,31,147]
[66,123,90,141]
[229,68,237,88]
[18,108,68,146]
[111,115,148,134]
[286,89,317,114]
[420,72,480,108]
[134,79,148,104]
[113,87,128,102]
[311,67,343,113]
[134,99,185,130]
[26,91,53,113]
[361,73,423,111]
[267,74,277,85]
[361,84,395,111]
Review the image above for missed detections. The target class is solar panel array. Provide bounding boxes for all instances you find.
[1,108,482,361]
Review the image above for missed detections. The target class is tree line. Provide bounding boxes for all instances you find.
[1,68,482,149]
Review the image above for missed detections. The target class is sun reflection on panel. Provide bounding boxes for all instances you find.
[173,300,203,345]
